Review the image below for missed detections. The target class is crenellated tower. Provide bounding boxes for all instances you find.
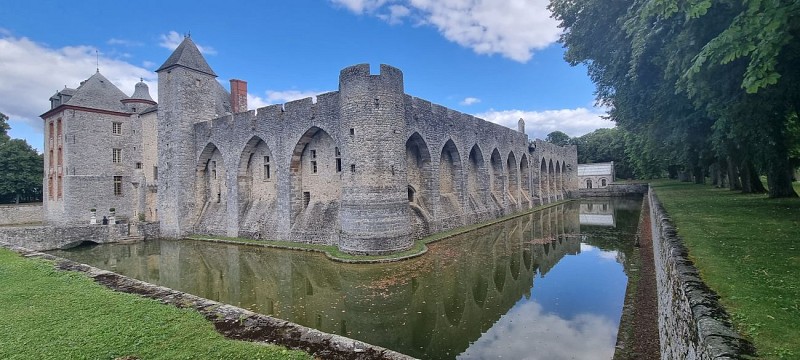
[155,36,220,238]
[337,64,412,254]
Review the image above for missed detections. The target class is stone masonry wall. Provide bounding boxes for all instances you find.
[0,203,43,225]
[649,188,754,359]
[0,222,159,251]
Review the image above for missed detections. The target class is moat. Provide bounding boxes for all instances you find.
[50,198,642,359]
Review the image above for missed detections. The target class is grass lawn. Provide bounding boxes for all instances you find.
[0,249,311,360]
[651,180,800,359]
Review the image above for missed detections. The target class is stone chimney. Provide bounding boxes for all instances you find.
[230,79,247,113]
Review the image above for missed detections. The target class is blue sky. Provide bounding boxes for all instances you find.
[0,0,613,152]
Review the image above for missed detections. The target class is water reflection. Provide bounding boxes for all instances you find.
[51,198,641,359]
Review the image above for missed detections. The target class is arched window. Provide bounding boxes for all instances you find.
[601,178,607,187]
[586,179,593,189]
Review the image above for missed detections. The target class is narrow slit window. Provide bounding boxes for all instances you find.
[211,161,217,179]
[335,147,342,173]
[263,156,271,180]
[350,164,356,173]
[311,160,318,174]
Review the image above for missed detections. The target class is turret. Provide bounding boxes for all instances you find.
[155,36,219,238]
[337,64,412,254]
[122,79,156,113]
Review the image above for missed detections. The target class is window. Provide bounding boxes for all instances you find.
[112,122,122,135]
[56,119,62,144]
[263,156,271,180]
[311,160,318,173]
[135,162,142,169]
[114,176,123,196]
[310,149,317,159]
[350,164,356,173]
[335,147,342,172]
[57,176,62,199]
[211,161,217,179]
[153,166,158,180]
[349,128,355,136]
[48,176,53,200]
[601,178,607,187]
[113,148,122,164]
[303,192,310,208]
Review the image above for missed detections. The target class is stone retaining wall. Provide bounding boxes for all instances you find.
[576,183,648,197]
[0,222,160,251]
[0,203,42,225]
[648,188,754,359]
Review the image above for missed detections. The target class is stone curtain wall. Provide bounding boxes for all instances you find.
[0,203,43,226]
[0,222,159,251]
[648,188,755,359]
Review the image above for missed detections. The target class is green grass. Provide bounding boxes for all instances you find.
[651,180,800,359]
[0,249,311,360]
[188,199,571,263]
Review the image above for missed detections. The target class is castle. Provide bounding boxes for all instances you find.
[41,36,577,254]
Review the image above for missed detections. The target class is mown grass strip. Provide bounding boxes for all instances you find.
[651,180,800,359]
[0,248,311,360]
[188,199,571,263]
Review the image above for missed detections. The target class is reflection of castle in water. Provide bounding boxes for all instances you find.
[55,204,584,359]
[580,200,615,227]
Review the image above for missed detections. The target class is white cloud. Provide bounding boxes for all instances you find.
[460,97,481,106]
[458,300,617,359]
[158,31,217,55]
[476,107,615,140]
[330,0,561,62]
[247,89,325,110]
[107,38,142,47]
[0,35,156,139]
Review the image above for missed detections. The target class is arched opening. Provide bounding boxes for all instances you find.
[237,136,277,237]
[195,142,227,235]
[467,144,488,212]
[556,161,562,200]
[490,149,504,209]
[540,158,548,204]
[439,139,462,215]
[406,133,433,236]
[520,154,531,206]
[601,178,607,187]
[587,179,593,189]
[289,127,341,244]
[506,151,519,207]
[548,159,555,202]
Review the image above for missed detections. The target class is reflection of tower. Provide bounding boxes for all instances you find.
[337,64,412,254]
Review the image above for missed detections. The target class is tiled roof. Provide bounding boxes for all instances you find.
[156,36,216,76]
[63,72,129,113]
[130,80,155,102]
[577,162,613,177]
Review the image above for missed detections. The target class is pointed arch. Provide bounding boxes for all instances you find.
[506,151,519,206]
[195,142,227,234]
[237,136,277,236]
[540,158,548,203]
[439,139,462,212]
[520,154,531,205]
[289,127,341,243]
[406,132,433,213]
[556,161,562,200]
[490,149,504,208]
[548,159,555,203]
[467,144,488,211]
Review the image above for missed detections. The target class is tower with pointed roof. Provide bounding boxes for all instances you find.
[156,35,231,238]
[41,72,159,225]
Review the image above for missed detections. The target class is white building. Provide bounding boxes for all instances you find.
[577,162,614,189]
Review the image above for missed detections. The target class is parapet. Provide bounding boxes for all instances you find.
[338,63,404,94]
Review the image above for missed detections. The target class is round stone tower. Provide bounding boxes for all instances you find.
[337,64,412,254]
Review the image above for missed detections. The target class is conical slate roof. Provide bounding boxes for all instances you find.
[64,71,130,113]
[130,79,155,102]
[156,36,217,76]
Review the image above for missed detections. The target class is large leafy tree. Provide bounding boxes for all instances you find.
[545,131,571,146]
[550,0,799,197]
[0,112,43,203]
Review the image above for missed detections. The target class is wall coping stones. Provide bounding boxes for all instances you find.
[648,187,756,359]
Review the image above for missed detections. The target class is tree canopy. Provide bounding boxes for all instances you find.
[0,112,43,203]
[545,131,571,146]
[549,0,799,197]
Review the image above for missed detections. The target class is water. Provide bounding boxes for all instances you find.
[50,198,642,359]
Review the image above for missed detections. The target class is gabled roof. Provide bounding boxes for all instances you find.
[63,71,130,113]
[156,36,217,76]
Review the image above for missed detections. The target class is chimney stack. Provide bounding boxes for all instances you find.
[230,79,247,113]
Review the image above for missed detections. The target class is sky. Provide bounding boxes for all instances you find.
[0,0,614,153]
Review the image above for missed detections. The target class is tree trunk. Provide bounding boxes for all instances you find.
[727,156,742,191]
[15,193,19,204]
[693,166,705,184]
[710,163,720,187]
[767,159,799,198]
[741,159,767,194]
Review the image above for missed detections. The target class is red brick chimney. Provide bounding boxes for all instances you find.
[230,79,247,113]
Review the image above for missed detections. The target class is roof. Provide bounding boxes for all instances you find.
[130,80,154,102]
[62,72,130,113]
[156,36,217,76]
[578,162,613,177]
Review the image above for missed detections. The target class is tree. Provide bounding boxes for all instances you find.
[0,139,43,203]
[545,131,571,146]
[0,111,9,142]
